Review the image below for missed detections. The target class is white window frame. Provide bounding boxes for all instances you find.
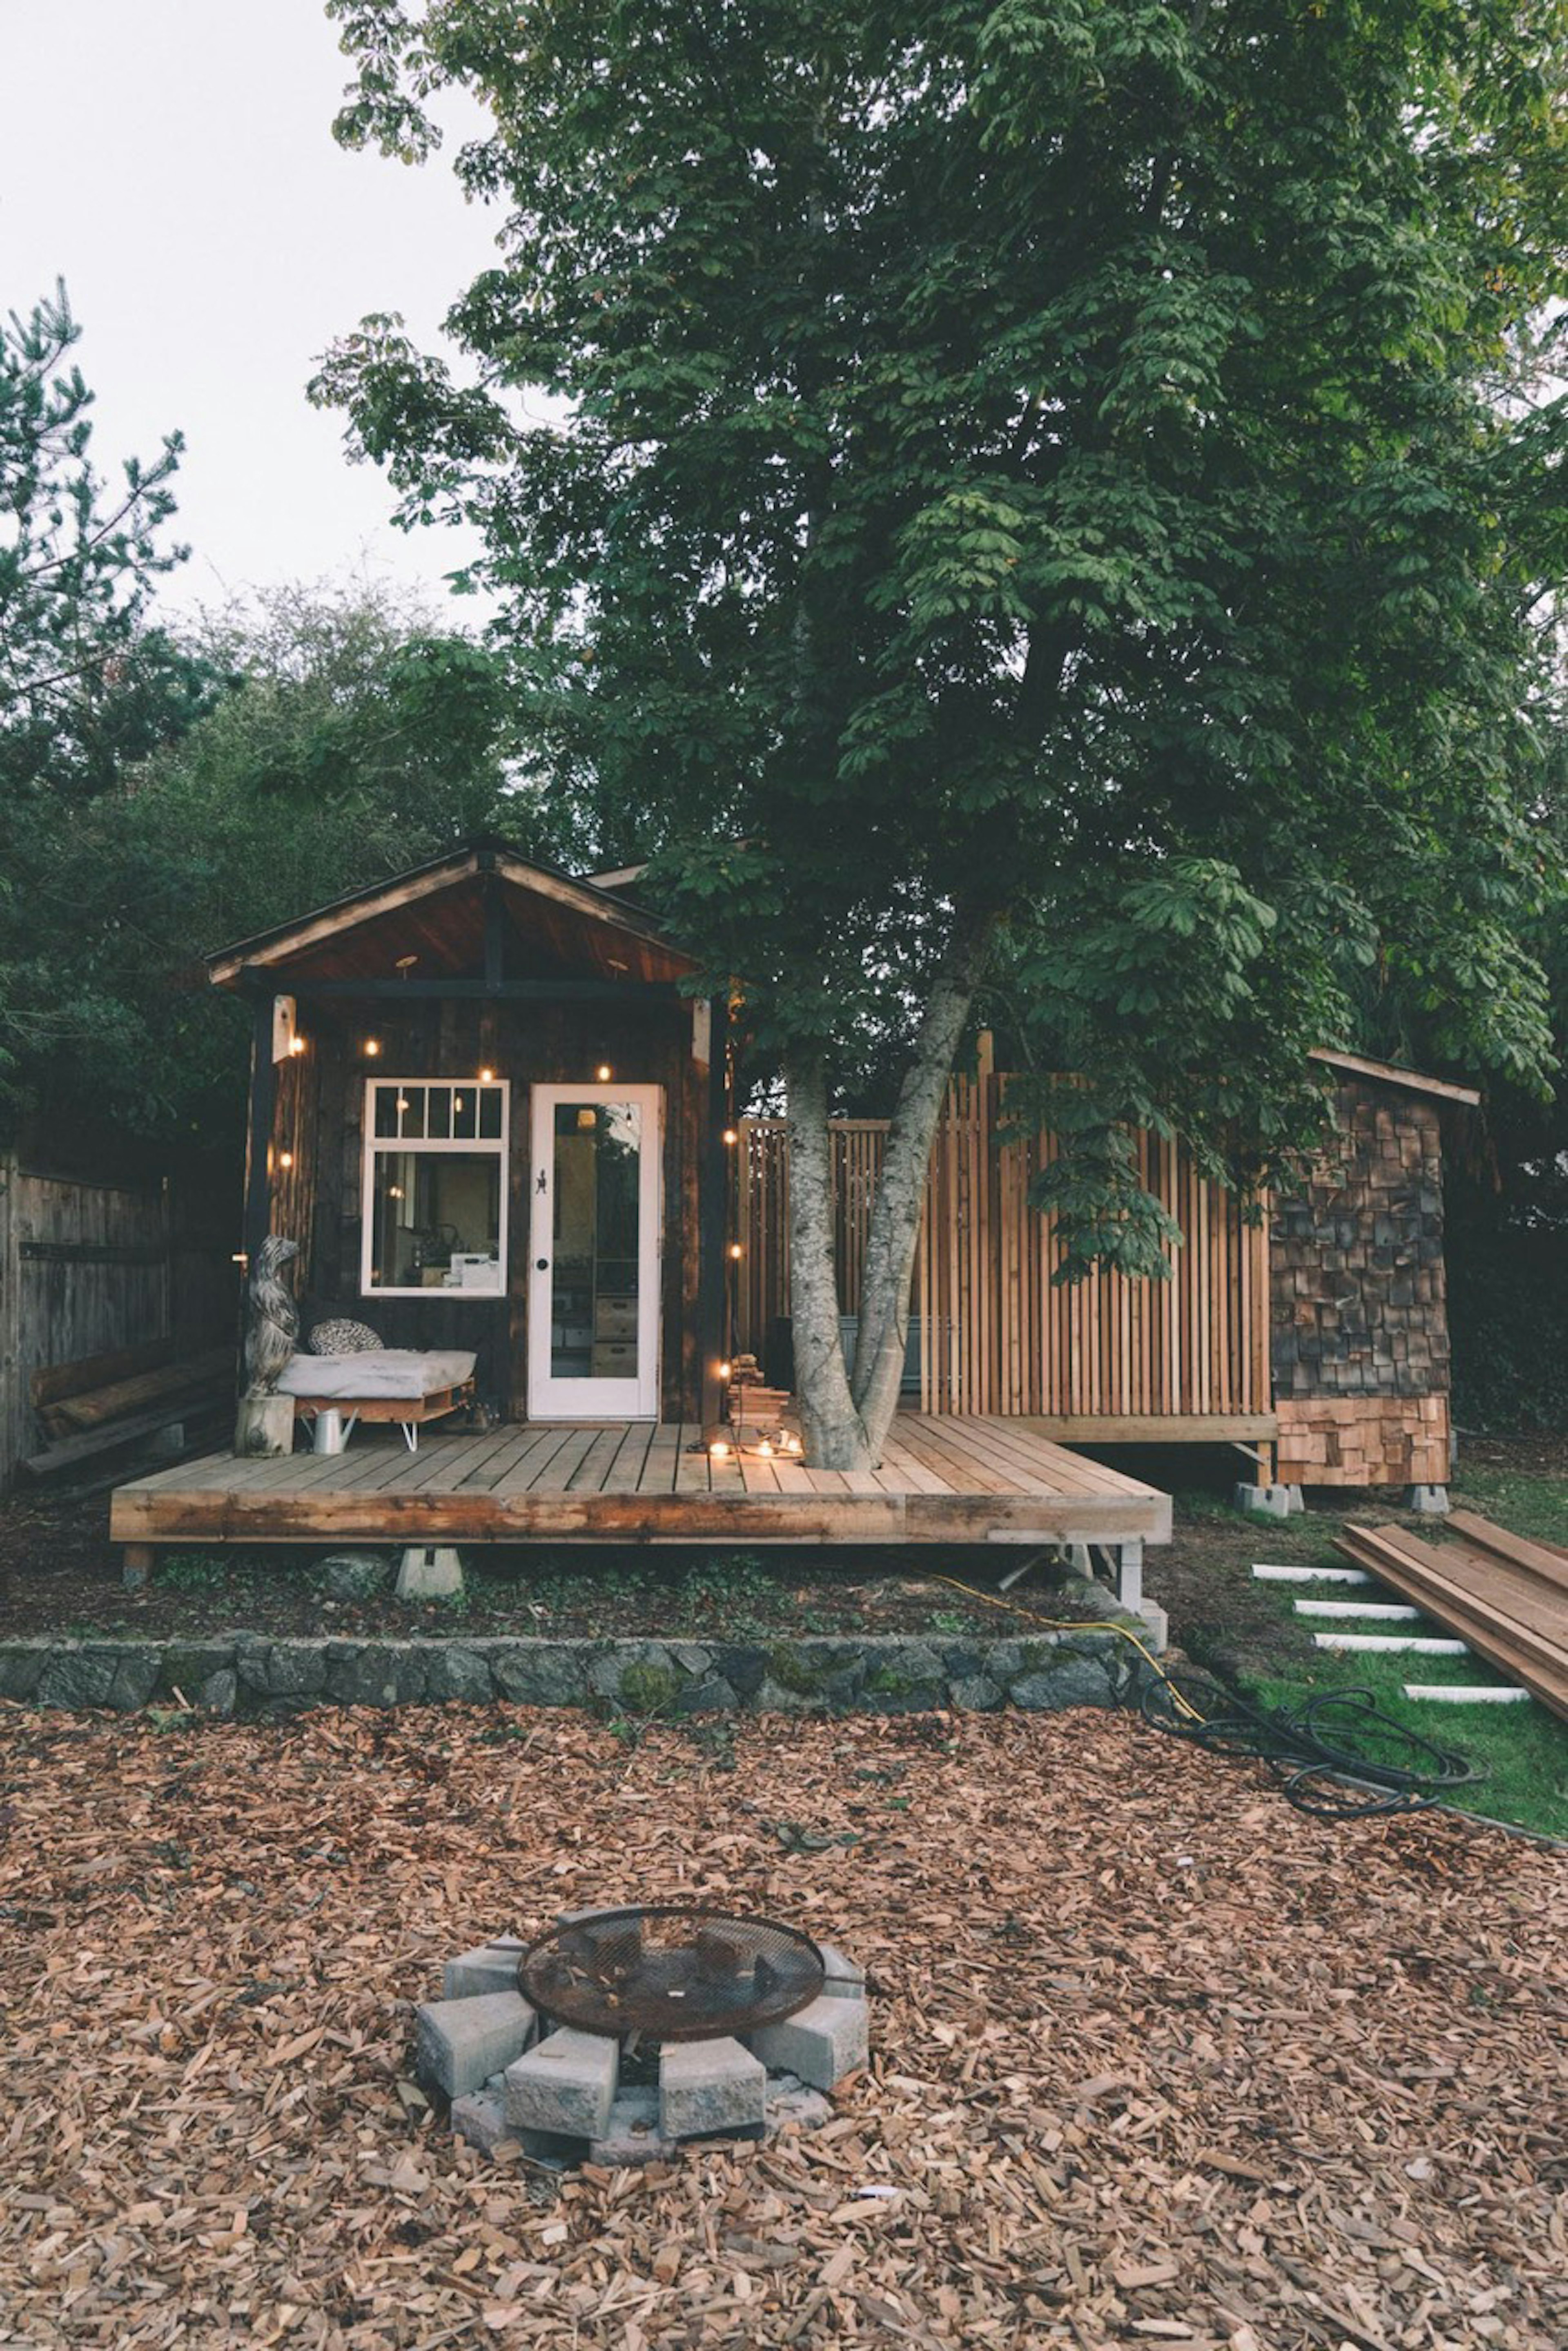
[360,1077,510,1301]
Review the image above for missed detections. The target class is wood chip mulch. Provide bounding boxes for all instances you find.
[1,1706,1563,2350]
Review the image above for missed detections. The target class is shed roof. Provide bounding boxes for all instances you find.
[1309,1048,1481,1108]
[207,841,699,991]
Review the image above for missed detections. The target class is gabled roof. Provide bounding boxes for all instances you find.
[1309,1048,1480,1108]
[207,840,699,991]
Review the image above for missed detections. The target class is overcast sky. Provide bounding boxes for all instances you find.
[1,0,498,620]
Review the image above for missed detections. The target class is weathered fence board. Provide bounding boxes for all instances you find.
[736,1077,1271,1426]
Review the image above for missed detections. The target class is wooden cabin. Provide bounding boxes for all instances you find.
[108,840,1470,1577]
[215,840,728,1429]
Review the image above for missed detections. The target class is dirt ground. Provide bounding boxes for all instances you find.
[0,1706,1562,2350]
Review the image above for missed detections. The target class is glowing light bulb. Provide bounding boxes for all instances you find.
[364,1037,381,1057]
[288,1035,305,1056]
[278,1150,294,1170]
[708,1438,732,1460]
[718,1360,733,1383]
[479,1066,495,1083]
[722,1127,739,1146]
[729,1242,743,1260]
[756,1438,774,1458]
[595,1063,612,1082]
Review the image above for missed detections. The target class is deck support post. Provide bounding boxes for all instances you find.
[122,1544,155,1592]
[1109,1539,1143,1615]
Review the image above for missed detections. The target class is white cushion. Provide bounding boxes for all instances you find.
[277,1349,477,1401]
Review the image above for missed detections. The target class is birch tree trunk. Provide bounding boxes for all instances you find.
[785,912,993,1470]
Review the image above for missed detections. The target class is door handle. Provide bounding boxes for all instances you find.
[535,1258,549,1272]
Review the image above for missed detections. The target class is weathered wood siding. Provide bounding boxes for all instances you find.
[0,1142,238,1487]
[267,994,714,1420]
[736,1075,1272,1424]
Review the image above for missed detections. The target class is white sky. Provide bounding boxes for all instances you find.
[1,0,498,620]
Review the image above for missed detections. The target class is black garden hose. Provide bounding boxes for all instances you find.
[1136,1673,1481,1818]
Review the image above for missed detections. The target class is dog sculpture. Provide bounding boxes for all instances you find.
[244,1234,300,1396]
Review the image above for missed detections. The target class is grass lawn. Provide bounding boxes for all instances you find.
[1149,1450,1568,1840]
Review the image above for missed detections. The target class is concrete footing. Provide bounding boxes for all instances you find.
[396,1545,465,1599]
[1406,1484,1450,1515]
[1234,1483,1303,1519]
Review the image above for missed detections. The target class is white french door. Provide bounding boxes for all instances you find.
[526,1084,662,1420]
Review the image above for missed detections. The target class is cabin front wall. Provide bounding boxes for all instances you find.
[260,992,717,1421]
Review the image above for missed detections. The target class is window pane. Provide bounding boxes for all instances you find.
[451,1086,478,1140]
[399,1085,425,1138]
[368,1151,503,1293]
[479,1086,503,1139]
[427,1085,451,1140]
[373,1085,398,1138]
[549,1101,642,1380]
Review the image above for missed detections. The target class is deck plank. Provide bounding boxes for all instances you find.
[109,1416,1171,1551]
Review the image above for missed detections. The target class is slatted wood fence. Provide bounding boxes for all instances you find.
[736,1076,1272,1429]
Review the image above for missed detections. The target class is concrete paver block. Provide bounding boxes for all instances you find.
[450,2087,519,2157]
[747,1994,868,2092]
[503,2027,618,2141]
[415,1989,537,2098]
[1234,1483,1294,1519]
[814,1943,866,2001]
[659,2036,766,2141]
[443,1937,524,1999]
[589,2086,678,2166]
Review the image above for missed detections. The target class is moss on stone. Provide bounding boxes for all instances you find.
[618,1660,680,1715]
[765,1644,829,1697]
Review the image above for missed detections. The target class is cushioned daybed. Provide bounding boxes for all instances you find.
[277,1348,477,1453]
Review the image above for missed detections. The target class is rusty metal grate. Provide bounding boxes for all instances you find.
[520,1906,826,2041]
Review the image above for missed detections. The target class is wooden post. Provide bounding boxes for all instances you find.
[122,1544,155,1592]
[243,988,279,1270]
[697,998,730,1425]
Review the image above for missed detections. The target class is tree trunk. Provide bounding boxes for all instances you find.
[782,1046,864,1467]
[785,911,993,1470]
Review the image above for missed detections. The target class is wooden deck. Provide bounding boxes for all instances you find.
[109,1415,1172,1555]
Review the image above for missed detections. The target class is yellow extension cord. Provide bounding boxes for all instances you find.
[927,1569,1208,1725]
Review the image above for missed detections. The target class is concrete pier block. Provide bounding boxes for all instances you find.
[814,1944,866,2001]
[659,2036,766,2141]
[415,1989,537,2098]
[503,2027,618,2141]
[748,1994,868,2092]
[396,1545,465,1599]
[1234,1483,1295,1519]
[1406,1484,1450,1515]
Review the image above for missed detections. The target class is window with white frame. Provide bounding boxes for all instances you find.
[361,1079,508,1298]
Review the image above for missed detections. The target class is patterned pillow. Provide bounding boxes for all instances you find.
[307,1317,383,1356]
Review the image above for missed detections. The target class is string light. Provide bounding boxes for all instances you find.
[363,1037,381,1057]
[479,1066,496,1083]
[722,1127,739,1146]
[278,1150,294,1171]
[288,1034,306,1057]
[595,1062,613,1082]
[718,1360,732,1383]
[729,1242,743,1260]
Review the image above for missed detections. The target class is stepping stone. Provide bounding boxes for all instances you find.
[1313,1633,1468,1655]
[1252,1564,1370,1584]
[1293,1600,1420,1621]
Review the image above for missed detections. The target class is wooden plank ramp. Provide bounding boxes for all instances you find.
[1334,1513,1568,1722]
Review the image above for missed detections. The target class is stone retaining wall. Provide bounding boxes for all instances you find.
[0,1616,1156,1720]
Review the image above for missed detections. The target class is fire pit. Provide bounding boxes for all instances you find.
[415,1908,868,2168]
[520,1904,825,2041]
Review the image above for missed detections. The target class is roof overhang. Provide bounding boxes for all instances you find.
[208,842,700,993]
[1310,1048,1481,1108]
